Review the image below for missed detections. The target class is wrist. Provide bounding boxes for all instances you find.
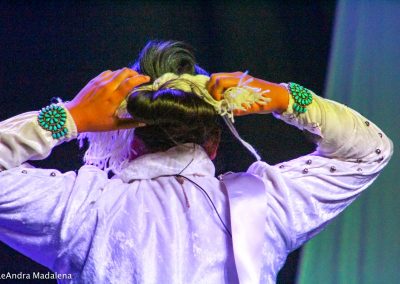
[274,85,290,114]
[36,102,78,140]
[65,103,84,133]
[254,79,289,114]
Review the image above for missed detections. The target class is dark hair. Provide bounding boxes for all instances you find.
[131,40,209,79]
[127,40,220,155]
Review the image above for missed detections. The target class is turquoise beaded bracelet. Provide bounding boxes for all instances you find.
[37,105,69,139]
[288,82,313,113]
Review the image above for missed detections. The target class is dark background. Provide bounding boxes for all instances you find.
[0,1,336,283]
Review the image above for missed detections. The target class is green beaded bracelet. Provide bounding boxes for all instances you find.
[37,104,69,139]
[288,82,313,113]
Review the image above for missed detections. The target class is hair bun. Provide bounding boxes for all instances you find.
[131,40,197,80]
[128,40,219,156]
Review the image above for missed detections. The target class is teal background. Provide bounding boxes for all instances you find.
[297,1,399,283]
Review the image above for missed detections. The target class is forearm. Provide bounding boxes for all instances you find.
[274,89,393,166]
[0,107,77,170]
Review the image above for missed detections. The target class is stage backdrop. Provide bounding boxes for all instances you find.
[297,1,399,283]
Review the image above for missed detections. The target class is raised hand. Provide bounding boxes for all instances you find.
[207,72,289,115]
[65,68,150,132]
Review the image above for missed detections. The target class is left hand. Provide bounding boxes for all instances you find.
[206,72,289,115]
[65,68,150,132]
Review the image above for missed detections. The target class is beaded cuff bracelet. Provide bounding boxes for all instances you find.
[37,105,69,139]
[288,82,313,113]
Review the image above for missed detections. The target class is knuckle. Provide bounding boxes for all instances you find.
[123,79,137,87]
[98,82,110,89]
[93,80,102,87]
[122,67,133,74]
[135,77,147,84]
[126,75,140,82]
[215,77,228,86]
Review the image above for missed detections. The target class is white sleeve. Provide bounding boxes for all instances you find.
[247,90,393,250]
[0,108,82,268]
[0,107,77,170]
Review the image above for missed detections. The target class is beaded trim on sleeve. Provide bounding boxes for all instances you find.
[37,104,69,139]
[287,82,313,113]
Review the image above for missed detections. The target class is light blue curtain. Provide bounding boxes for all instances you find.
[297,1,400,283]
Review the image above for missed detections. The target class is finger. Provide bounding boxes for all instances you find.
[97,70,113,79]
[115,118,147,130]
[248,101,273,114]
[210,77,240,101]
[207,73,229,90]
[113,67,138,84]
[207,72,244,93]
[114,75,151,101]
[98,70,115,81]
[258,101,272,112]
[105,68,138,90]
[84,70,116,98]
[248,102,263,113]
[233,103,260,116]
[89,70,113,85]
[82,71,113,95]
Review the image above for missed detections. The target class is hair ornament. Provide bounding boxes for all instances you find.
[127,71,271,123]
[80,71,266,173]
[129,71,264,160]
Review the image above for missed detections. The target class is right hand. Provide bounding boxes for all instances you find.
[206,72,289,115]
[65,68,150,133]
